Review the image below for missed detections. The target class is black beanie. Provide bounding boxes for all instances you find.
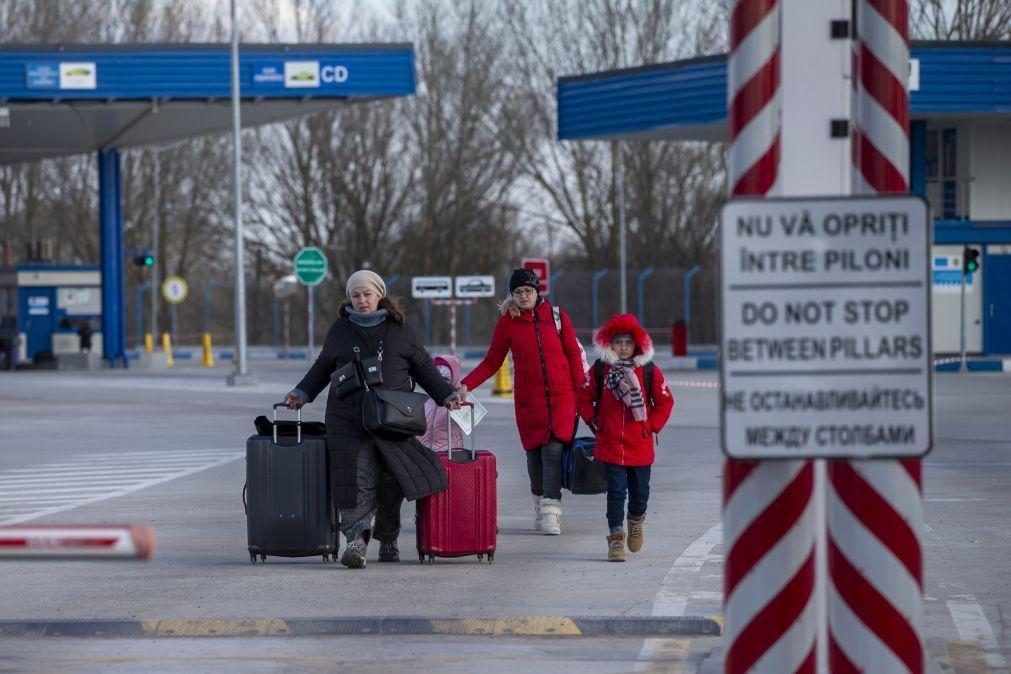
[509,268,541,293]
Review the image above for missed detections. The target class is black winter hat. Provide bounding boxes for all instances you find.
[509,268,541,293]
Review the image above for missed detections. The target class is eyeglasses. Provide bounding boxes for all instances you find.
[512,287,537,297]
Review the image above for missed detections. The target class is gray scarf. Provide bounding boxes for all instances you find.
[347,308,388,328]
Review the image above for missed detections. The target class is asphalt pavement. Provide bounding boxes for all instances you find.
[0,357,1008,673]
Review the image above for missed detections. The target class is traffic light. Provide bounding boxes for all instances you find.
[133,253,155,267]
[962,247,980,275]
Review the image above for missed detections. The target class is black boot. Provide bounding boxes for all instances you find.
[378,540,400,562]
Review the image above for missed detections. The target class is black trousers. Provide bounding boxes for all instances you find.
[525,439,564,500]
[372,466,403,544]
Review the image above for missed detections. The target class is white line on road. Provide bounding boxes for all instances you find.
[85,449,243,458]
[652,523,724,617]
[636,522,725,672]
[0,485,130,496]
[0,450,243,526]
[947,595,1010,674]
[0,472,207,486]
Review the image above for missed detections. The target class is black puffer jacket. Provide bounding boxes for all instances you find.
[295,315,454,509]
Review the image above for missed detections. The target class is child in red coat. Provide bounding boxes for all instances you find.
[578,314,674,561]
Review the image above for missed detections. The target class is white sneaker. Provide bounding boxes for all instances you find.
[531,493,543,532]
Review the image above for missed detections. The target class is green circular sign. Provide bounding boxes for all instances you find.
[294,247,328,286]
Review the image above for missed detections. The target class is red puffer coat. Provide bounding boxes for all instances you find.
[462,297,585,450]
[577,314,674,466]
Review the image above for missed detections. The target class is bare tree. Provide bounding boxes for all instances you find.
[395,0,525,276]
[501,0,726,270]
[912,0,1011,40]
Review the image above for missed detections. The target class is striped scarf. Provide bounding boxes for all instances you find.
[605,359,647,421]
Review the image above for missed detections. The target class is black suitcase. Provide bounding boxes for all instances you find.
[244,403,337,563]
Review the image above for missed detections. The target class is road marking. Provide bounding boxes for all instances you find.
[946,596,1009,673]
[925,498,987,502]
[639,638,691,673]
[0,473,183,486]
[652,523,724,617]
[946,641,993,674]
[637,522,724,672]
[0,616,719,639]
[0,450,243,525]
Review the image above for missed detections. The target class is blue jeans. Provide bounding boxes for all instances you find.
[603,462,651,530]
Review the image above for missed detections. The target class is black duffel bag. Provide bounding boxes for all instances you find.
[562,436,608,495]
[361,386,428,438]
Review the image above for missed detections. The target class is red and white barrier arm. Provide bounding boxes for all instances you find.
[0,525,155,560]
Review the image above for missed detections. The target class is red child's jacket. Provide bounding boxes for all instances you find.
[577,314,674,466]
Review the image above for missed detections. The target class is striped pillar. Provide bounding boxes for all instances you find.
[724,1,817,672]
[833,1,924,671]
[851,0,910,194]
[725,461,818,673]
[728,0,781,197]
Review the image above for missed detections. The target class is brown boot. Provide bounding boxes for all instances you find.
[607,532,626,562]
[627,515,646,553]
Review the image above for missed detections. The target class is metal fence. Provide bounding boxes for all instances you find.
[127,266,719,352]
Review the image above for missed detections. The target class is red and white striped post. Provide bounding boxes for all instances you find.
[830,1,924,671]
[450,303,457,355]
[724,0,818,672]
[0,525,155,560]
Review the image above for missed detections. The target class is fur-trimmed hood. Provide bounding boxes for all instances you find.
[497,295,547,317]
[594,313,654,366]
[432,354,462,388]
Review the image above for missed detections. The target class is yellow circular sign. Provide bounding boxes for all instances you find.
[161,275,189,304]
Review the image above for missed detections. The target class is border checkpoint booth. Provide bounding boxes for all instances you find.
[556,40,1011,358]
[0,43,416,367]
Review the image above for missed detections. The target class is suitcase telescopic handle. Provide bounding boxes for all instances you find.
[448,401,476,463]
[272,402,302,445]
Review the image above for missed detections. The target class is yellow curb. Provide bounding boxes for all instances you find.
[141,619,291,637]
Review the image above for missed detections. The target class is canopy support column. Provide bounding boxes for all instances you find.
[98,148,128,367]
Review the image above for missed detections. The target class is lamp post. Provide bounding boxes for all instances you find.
[227,0,254,385]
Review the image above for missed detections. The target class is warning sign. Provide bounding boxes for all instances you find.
[719,195,933,459]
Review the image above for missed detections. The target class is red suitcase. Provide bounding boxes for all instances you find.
[416,403,497,563]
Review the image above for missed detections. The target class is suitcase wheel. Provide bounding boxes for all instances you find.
[428,555,436,565]
[322,553,330,563]
[477,554,483,562]
[261,554,267,563]
[488,552,494,563]
[249,552,257,564]
[418,553,425,563]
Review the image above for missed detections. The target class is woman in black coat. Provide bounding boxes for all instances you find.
[284,270,461,569]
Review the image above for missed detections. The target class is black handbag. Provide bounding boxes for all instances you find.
[331,360,364,398]
[361,387,428,437]
[356,341,428,438]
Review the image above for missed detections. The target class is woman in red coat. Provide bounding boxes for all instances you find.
[459,268,586,535]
